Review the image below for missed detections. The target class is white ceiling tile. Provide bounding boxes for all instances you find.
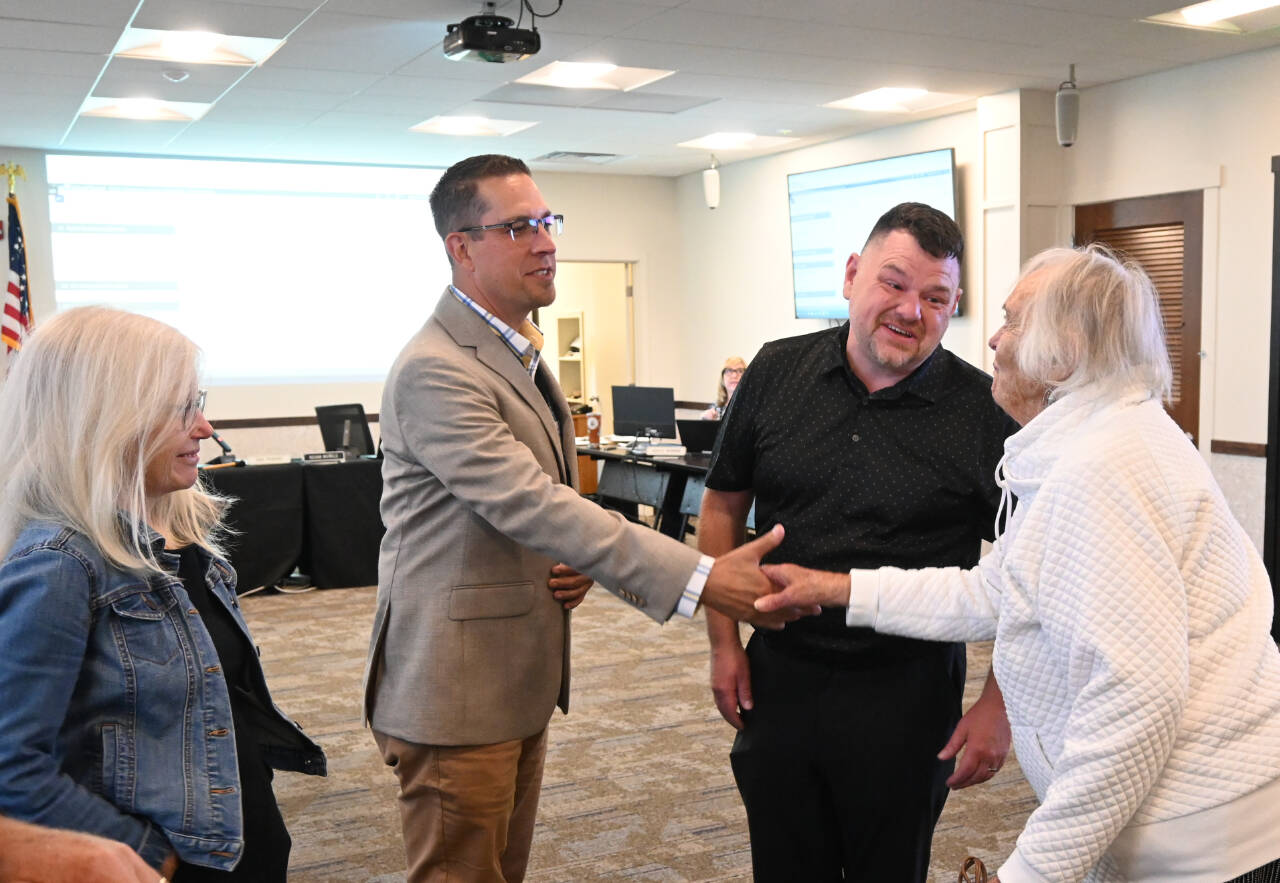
[245,65,382,93]
[332,92,459,116]
[61,115,194,151]
[170,120,307,141]
[0,0,137,26]
[1005,0,1177,16]
[306,109,428,130]
[358,74,495,103]
[319,0,508,21]
[528,0,677,37]
[286,11,442,45]
[0,46,106,76]
[0,91,83,120]
[266,27,433,74]
[0,17,120,53]
[214,86,348,111]
[199,101,325,125]
[585,92,714,114]
[94,56,248,102]
[132,0,312,39]
[203,0,322,9]
[0,0,1278,175]
[0,70,90,96]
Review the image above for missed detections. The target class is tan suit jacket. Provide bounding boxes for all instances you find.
[364,289,700,746]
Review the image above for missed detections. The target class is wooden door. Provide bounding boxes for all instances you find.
[1075,191,1203,443]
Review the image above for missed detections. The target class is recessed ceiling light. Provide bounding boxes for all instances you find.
[1181,0,1280,24]
[825,87,972,114]
[1145,0,1280,31]
[677,132,797,151]
[410,115,537,137]
[113,27,283,66]
[79,96,211,121]
[516,61,675,91]
[827,87,928,112]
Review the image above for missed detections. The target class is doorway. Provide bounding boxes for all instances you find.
[1075,191,1204,443]
[538,261,634,436]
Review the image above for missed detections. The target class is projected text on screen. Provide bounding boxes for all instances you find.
[46,155,447,385]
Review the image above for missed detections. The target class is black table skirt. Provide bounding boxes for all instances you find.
[202,460,384,592]
[204,463,305,593]
[300,458,384,589]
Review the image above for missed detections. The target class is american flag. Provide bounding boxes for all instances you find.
[3,192,32,353]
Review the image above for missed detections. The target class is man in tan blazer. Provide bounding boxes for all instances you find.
[364,155,799,882]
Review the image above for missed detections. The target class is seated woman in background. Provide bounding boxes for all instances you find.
[701,355,747,419]
[0,307,326,882]
[757,245,1280,883]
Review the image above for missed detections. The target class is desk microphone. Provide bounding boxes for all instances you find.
[205,430,244,467]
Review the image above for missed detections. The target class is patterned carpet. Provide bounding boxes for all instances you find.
[243,584,1034,882]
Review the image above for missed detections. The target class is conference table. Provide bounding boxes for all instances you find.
[202,459,384,592]
[577,444,713,539]
[201,448,727,593]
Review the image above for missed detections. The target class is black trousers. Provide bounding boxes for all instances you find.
[174,759,291,883]
[730,634,965,882]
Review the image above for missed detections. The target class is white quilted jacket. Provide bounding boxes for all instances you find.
[847,387,1280,882]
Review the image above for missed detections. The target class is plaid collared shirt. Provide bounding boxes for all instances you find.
[450,286,542,377]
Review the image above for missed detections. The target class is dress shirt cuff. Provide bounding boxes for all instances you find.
[845,569,878,628]
[676,554,714,618]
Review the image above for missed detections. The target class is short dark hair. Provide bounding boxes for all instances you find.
[429,154,532,241]
[864,202,964,264]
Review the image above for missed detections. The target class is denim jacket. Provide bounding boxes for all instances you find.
[0,519,326,871]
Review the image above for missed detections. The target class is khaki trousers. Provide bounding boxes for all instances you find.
[373,727,548,883]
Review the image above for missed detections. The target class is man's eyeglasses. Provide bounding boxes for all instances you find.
[181,389,207,428]
[457,214,564,242]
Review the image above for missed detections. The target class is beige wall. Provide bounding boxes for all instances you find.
[668,110,989,401]
[540,261,633,436]
[534,171,684,394]
[1060,46,1280,446]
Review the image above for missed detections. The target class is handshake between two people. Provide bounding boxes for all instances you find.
[698,525,850,628]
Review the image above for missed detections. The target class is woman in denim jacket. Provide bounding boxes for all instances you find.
[0,307,326,880]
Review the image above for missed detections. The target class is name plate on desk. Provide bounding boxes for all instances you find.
[300,451,345,464]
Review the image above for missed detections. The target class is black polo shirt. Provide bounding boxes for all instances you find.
[706,323,1017,664]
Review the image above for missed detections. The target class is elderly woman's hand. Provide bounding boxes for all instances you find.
[940,671,1011,789]
[755,563,851,611]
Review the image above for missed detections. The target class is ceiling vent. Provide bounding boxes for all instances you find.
[532,151,621,164]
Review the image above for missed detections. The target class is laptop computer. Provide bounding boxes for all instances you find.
[676,418,721,454]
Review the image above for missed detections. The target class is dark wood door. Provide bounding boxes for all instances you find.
[1075,191,1204,444]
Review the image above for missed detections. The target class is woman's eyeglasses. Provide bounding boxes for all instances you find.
[180,389,207,428]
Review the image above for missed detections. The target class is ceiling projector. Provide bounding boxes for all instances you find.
[443,14,540,63]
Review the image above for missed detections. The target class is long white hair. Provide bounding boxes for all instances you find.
[0,306,225,572]
[1016,243,1173,403]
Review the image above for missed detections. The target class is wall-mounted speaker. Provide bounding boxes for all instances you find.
[1056,63,1079,148]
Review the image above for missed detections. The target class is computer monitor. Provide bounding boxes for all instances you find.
[611,386,676,439]
[315,404,376,459]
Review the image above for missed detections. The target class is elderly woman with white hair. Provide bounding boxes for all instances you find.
[0,307,325,881]
[757,244,1280,882]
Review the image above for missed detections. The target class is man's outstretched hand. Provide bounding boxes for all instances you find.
[700,525,819,628]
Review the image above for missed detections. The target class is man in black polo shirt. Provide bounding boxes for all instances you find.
[701,202,1018,881]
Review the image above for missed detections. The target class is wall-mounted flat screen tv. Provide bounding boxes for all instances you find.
[787,147,957,320]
